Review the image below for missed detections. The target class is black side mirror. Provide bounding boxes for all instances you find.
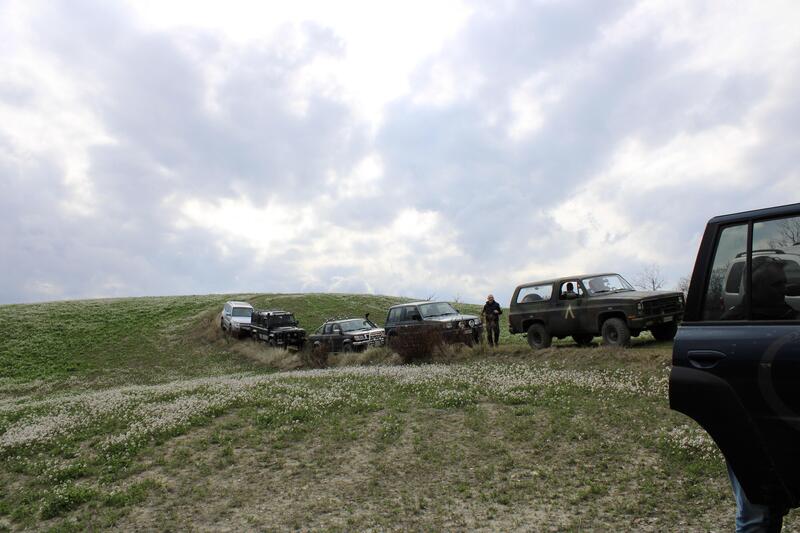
[410,313,421,321]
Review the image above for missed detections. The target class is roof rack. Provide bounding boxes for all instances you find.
[735,249,785,258]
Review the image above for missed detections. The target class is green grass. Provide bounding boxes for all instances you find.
[0,293,794,530]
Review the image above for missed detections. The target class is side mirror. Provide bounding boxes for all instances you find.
[410,313,422,321]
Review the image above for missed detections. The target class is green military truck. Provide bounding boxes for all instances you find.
[509,273,684,348]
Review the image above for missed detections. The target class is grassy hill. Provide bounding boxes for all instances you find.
[1,293,792,530]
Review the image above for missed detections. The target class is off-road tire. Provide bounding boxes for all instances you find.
[573,333,594,347]
[601,318,631,347]
[341,342,353,353]
[268,339,277,348]
[527,323,552,349]
[650,322,678,341]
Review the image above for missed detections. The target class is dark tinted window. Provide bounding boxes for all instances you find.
[387,308,401,323]
[704,224,746,320]
[750,216,800,320]
[725,262,745,294]
[400,306,420,320]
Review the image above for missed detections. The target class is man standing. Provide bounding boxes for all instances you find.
[482,294,502,347]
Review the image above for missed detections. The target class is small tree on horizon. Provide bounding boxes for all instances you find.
[633,263,665,291]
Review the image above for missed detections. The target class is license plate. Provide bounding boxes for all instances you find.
[663,316,673,323]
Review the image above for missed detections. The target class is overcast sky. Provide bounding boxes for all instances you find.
[1,0,799,306]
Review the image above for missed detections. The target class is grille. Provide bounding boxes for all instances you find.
[642,297,682,316]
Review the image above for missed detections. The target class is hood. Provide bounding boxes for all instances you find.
[424,313,480,323]
[589,290,683,301]
[272,326,305,333]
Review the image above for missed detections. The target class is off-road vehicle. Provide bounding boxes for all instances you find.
[509,273,684,348]
[250,310,306,350]
[220,301,254,338]
[309,316,386,353]
[384,301,483,347]
[670,203,800,509]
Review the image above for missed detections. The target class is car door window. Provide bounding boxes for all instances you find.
[704,224,747,320]
[558,281,583,299]
[751,216,800,320]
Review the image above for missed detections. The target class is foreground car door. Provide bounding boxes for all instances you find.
[670,204,800,508]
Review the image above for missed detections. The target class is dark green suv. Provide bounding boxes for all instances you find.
[508,273,685,348]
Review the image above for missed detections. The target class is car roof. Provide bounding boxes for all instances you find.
[255,309,292,314]
[323,317,365,324]
[515,273,622,288]
[388,301,450,309]
[707,202,800,226]
[227,301,253,307]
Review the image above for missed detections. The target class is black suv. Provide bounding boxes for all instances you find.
[385,301,483,347]
[308,317,386,353]
[670,203,800,509]
[508,273,685,348]
[250,310,306,350]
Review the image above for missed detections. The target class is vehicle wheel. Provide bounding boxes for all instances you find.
[650,322,678,341]
[526,323,551,349]
[220,318,225,331]
[341,342,353,353]
[268,339,277,348]
[573,333,594,347]
[601,318,631,347]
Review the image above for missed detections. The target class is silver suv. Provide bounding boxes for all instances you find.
[722,247,800,314]
[220,301,254,337]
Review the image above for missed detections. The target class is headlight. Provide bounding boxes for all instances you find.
[354,334,366,341]
[445,322,454,329]
[468,319,475,327]
[678,294,685,305]
[637,302,644,314]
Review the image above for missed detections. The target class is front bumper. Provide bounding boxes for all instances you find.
[628,312,683,329]
[353,336,386,349]
[442,325,483,343]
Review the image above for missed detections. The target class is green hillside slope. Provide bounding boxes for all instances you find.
[3,293,473,381]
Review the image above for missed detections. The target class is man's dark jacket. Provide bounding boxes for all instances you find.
[483,301,502,323]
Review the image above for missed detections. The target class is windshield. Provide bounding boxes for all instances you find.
[582,274,634,295]
[268,314,297,326]
[339,319,376,332]
[232,307,252,317]
[419,302,458,318]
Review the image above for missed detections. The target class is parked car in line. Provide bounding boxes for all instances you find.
[508,273,685,348]
[670,202,800,509]
[384,301,482,347]
[220,301,254,338]
[250,309,306,350]
[309,316,385,353]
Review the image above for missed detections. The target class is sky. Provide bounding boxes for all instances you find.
[1,0,799,306]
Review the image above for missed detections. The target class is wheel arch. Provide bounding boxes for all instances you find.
[597,311,627,331]
[521,318,547,332]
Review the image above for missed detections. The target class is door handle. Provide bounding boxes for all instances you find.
[687,350,727,369]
